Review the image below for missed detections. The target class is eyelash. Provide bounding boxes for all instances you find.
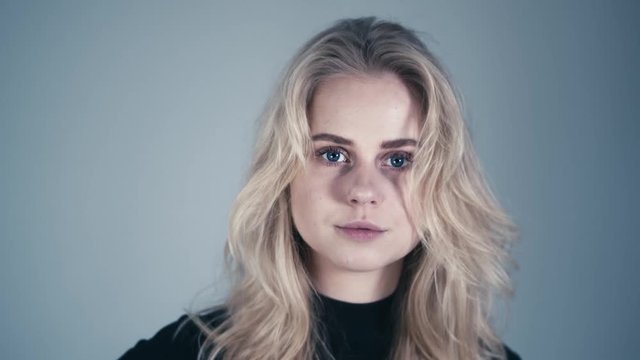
[314,146,413,171]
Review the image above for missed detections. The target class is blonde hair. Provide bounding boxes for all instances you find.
[193,17,518,360]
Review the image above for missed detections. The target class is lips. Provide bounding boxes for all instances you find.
[335,221,387,241]
[338,220,385,231]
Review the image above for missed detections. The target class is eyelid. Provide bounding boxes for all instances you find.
[382,151,413,161]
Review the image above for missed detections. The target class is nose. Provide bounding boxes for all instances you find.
[345,164,384,206]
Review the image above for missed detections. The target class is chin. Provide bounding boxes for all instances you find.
[332,252,402,273]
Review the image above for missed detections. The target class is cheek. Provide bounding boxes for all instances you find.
[291,166,335,201]
[388,183,419,245]
[290,171,331,230]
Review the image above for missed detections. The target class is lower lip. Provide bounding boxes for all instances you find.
[336,226,385,241]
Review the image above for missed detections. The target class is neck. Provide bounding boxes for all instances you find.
[310,258,403,303]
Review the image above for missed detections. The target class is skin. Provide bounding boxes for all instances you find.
[289,72,421,303]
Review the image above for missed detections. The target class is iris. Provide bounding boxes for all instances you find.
[325,150,342,162]
[389,155,406,168]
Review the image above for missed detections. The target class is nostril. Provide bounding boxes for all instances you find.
[350,198,377,205]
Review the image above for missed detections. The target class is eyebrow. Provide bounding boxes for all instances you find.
[311,133,417,149]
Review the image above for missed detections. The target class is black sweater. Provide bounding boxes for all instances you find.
[119,293,521,360]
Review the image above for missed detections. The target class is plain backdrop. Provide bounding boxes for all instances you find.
[1,1,638,359]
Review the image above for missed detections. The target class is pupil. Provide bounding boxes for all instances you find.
[327,152,340,162]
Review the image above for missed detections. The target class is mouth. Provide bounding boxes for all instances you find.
[335,221,387,241]
[338,220,385,231]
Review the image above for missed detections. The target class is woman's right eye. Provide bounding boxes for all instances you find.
[316,147,348,164]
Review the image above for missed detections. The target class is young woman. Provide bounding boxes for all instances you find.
[120,17,521,360]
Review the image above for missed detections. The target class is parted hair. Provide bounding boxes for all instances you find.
[191,17,517,360]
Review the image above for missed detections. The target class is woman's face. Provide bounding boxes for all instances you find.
[290,72,421,282]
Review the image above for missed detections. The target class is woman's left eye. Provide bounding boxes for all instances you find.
[385,153,412,169]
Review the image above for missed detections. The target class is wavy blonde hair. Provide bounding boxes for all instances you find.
[193,17,517,360]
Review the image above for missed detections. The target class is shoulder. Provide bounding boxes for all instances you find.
[504,343,522,360]
[118,308,229,360]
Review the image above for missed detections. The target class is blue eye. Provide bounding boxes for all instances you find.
[322,149,346,163]
[386,153,412,169]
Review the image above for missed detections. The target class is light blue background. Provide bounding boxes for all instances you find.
[1,1,638,359]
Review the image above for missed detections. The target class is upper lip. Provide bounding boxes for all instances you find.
[337,221,386,232]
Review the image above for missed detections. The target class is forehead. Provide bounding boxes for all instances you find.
[308,72,420,142]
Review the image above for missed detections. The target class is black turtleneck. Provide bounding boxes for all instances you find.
[315,292,396,360]
[119,295,522,360]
